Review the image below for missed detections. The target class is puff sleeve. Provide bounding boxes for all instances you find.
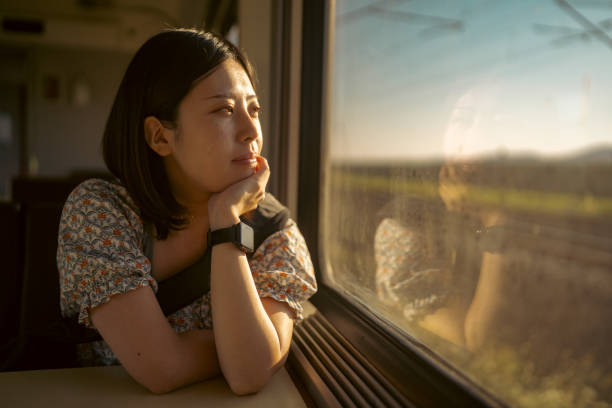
[57,179,157,328]
[248,220,317,321]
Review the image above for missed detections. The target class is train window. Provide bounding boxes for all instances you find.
[321,0,612,406]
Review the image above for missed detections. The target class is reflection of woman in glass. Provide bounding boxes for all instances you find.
[436,156,502,351]
[373,88,501,347]
[438,89,512,351]
[57,29,317,394]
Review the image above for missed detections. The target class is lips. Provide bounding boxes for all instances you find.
[232,152,258,166]
[233,152,257,161]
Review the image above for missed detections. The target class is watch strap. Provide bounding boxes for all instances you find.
[208,224,236,247]
[208,221,254,253]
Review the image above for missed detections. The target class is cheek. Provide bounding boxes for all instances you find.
[185,123,224,155]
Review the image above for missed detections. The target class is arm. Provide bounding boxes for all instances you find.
[208,157,295,395]
[60,181,219,394]
[89,275,293,395]
[261,297,295,371]
[90,286,220,394]
[464,252,504,351]
[210,244,294,395]
[71,171,294,394]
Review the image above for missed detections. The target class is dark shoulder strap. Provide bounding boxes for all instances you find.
[62,193,291,344]
[245,193,290,258]
[155,193,290,313]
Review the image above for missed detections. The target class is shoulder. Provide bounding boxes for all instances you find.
[58,179,156,326]
[252,219,309,266]
[66,178,137,211]
[377,196,446,229]
[60,178,144,238]
[249,218,317,320]
[64,179,140,219]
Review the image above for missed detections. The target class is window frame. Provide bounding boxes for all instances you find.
[295,1,506,406]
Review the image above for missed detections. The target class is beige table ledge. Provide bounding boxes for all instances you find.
[0,365,307,407]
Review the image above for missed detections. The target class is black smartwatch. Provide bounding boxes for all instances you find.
[208,221,255,253]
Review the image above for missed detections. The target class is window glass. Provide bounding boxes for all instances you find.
[323,1,612,406]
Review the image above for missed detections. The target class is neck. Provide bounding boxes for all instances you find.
[184,202,210,219]
[171,189,212,224]
[171,191,211,232]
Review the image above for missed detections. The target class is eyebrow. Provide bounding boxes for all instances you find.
[204,94,258,101]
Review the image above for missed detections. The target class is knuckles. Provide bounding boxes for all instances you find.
[211,169,269,218]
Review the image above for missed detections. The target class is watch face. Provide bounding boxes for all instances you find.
[239,222,255,252]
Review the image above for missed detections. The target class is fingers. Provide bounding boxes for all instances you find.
[246,156,268,210]
[253,155,270,193]
[254,155,270,176]
[209,156,270,222]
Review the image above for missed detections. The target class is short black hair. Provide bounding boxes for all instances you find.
[102,29,255,239]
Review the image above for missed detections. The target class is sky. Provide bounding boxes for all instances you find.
[328,0,612,162]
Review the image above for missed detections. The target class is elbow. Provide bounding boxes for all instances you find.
[228,379,267,396]
[130,350,219,394]
[226,355,288,395]
[133,362,186,395]
[222,342,289,395]
[226,369,273,396]
[140,371,181,395]
[146,382,174,395]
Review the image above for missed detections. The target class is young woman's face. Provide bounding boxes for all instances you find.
[165,58,262,200]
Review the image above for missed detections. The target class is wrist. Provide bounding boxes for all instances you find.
[208,220,255,253]
[209,210,240,231]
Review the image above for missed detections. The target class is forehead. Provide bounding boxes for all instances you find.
[189,59,255,99]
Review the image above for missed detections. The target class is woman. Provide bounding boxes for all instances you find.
[56,29,317,394]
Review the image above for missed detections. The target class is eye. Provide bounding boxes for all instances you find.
[217,105,234,115]
[250,105,262,117]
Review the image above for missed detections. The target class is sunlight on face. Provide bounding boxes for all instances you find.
[165,59,263,203]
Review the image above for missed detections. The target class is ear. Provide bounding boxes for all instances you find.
[144,116,175,157]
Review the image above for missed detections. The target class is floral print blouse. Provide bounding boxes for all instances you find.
[57,179,317,366]
[374,217,451,322]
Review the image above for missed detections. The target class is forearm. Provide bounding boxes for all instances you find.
[464,253,504,351]
[90,286,221,394]
[210,243,283,394]
[143,329,220,394]
[173,329,221,385]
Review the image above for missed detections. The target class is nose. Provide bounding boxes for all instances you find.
[237,106,260,144]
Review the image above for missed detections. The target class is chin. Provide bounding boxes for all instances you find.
[234,167,256,182]
[210,172,251,193]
